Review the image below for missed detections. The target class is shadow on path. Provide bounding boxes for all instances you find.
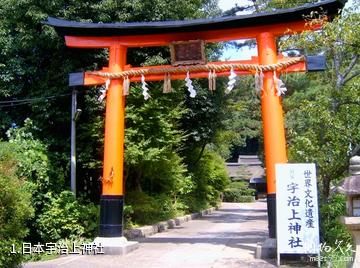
[23,202,276,268]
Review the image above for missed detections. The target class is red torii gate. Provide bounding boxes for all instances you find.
[46,0,344,241]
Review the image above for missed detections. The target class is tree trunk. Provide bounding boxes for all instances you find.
[193,142,207,166]
[134,169,143,192]
[322,176,330,199]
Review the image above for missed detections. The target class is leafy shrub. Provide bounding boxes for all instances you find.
[320,194,351,245]
[36,191,99,242]
[5,119,67,242]
[237,196,255,202]
[0,142,34,267]
[223,181,255,203]
[0,239,23,268]
[140,152,194,212]
[223,191,254,203]
[227,181,255,195]
[320,194,353,267]
[188,150,230,211]
[7,120,53,208]
[123,205,136,229]
[22,236,92,262]
[125,191,179,225]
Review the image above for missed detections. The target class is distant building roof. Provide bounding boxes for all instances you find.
[226,155,264,180]
[238,155,262,166]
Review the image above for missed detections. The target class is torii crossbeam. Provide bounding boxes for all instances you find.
[45,0,344,242]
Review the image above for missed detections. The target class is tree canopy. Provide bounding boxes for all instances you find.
[0,0,358,265]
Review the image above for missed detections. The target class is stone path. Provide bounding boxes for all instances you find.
[24,201,277,268]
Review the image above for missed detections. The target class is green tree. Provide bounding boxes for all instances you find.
[284,75,360,197]
[281,5,360,197]
[0,142,34,267]
[0,0,221,198]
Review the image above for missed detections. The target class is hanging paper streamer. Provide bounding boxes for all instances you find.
[163,73,172,93]
[123,76,130,96]
[185,71,196,98]
[98,79,111,102]
[254,70,264,95]
[141,74,151,100]
[273,71,287,96]
[208,70,217,91]
[225,67,237,94]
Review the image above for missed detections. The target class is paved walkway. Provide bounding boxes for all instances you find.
[24,201,277,268]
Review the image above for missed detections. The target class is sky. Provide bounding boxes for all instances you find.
[217,0,355,60]
[218,0,255,60]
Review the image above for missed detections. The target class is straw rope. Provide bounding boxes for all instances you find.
[90,56,305,79]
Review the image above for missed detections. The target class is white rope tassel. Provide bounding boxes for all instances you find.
[208,70,217,91]
[98,79,111,102]
[254,71,264,95]
[185,71,196,98]
[163,73,172,93]
[225,67,237,94]
[123,76,130,96]
[141,74,151,100]
[273,71,287,96]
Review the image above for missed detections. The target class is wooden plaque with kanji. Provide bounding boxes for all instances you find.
[170,40,206,66]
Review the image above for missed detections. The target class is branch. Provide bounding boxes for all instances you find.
[342,54,358,80]
[222,5,253,16]
[250,0,260,13]
[343,69,360,85]
[333,50,343,89]
[338,100,360,107]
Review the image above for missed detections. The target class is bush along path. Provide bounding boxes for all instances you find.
[24,202,276,268]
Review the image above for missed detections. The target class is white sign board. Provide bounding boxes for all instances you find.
[276,163,320,255]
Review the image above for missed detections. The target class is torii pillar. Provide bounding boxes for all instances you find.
[257,32,288,238]
[46,0,344,253]
[99,45,127,237]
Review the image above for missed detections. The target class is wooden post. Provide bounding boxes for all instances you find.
[257,32,288,238]
[99,45,127,237]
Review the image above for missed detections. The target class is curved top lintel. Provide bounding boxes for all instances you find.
[44,0,345,47]
[45,0,344,36]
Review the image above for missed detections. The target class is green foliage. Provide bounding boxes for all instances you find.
[0,0,221,208]
[6,119,64,207]
[0,142,34,267]
[125,86,185,166]
[319,194,353,268]
[320,194,351,246]
[227,181,255,195]
[187,150,230,211]
[223,181,255,203]
[141,153,194,203]
[36,191,99,242]
[284,79,360,197]
[0,240,23,268]
[0,0,235,251]
[123,205,136,229]
[4,119,70,243]
[22,236,92,262]
[221,76,262,154]
[125,88,194,215]
[125,191,180,225]
[280,5,360,198]
[0,174,33,240]
[322,249,353,268]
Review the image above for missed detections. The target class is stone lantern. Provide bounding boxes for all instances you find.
[338,156,360,267]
